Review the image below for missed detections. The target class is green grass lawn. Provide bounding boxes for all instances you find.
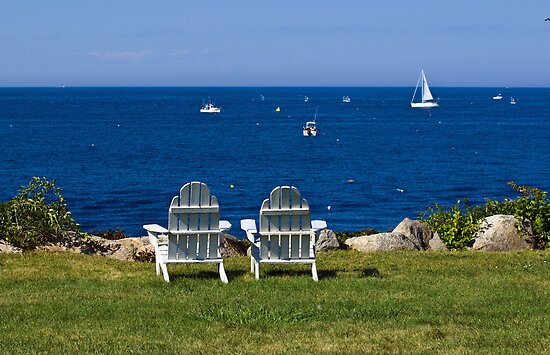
[1,250,549,354]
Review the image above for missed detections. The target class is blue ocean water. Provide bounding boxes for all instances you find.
[1,87,549,237]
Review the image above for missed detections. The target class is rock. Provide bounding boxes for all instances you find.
[473,215,532,251]
[315,229,340,251]
[220,234,248,257]
[79,236,155,262]
[344,232,417,253]
[0,240,22,253]
[392,218,433,250]
[428,232,449,251]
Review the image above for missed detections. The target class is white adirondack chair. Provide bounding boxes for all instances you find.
[143,182,230,283]
[240,186,326,281]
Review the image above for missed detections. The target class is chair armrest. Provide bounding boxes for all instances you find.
[219,220,232,232]
[311,220,327,232]
[143,224,168,234]
[240,219,258,243]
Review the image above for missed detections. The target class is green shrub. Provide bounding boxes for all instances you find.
[420,182,550,250]
[0,177,86,250]
[420,200,479,250]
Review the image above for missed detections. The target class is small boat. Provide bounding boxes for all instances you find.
[510,97,516,105]
[303,121,317,136]
[411,70,439,108]
[260,94,265,101]
[303,109,318,137]
[304,95,309,102]
[493,94,503,100]
[200,99,221,113]
[342,95,351,103]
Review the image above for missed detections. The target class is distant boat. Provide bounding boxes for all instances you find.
[275,106,281,112]
[304,95,309,102]
[200,98,221,113]
[411,70,439,108]
[510,97,517,105]
[493,94,503,100]
[260,94,265,101]
[342,95,351,103]
[303,109,318,137]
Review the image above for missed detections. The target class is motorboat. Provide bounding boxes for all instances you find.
[303,121,317,136]
[200,99,221,113]
[493,94,503,100]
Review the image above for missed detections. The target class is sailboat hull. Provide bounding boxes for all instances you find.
[411,102,439,108]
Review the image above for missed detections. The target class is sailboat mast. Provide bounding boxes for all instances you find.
[420,70,425,103]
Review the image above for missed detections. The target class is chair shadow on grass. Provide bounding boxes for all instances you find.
[168,268,248,282]
[362,267,382,278]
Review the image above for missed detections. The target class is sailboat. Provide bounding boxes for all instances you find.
[342,95,351,103]
[411,70,439,108]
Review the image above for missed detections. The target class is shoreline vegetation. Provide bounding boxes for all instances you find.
[1,177,550,352]
[1,177,549,254]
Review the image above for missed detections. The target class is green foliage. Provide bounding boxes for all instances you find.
[420,182,550,250]
[0,177,84,250]
[420,199,479,250]
[483,182,550,249]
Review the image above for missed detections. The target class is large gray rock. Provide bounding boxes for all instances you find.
[315,229,340,251]
[344,232,417,253]
[473,214,532,251]
[428,232,449,252]
[392,218,433,250]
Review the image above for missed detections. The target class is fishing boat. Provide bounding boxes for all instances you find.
[303,109,318,137]
[342,95,351,103]
[410,70,439,108]
[200,99,221,113]
[493,93,503,100]
[510,97,516,105]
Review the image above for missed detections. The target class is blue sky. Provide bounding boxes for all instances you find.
[0,1,548,86]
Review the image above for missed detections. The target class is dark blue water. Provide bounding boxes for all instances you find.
[1,87,549,237]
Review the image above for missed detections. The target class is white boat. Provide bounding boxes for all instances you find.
[260,94,265,101]
[342,95,351,103]
[510,97,516,105]
[411,70,439,108]
[200,99,221,113]
[304,95,309,102]
[303,109,318,136]
[493,94,503,100]
[303,121,317,136]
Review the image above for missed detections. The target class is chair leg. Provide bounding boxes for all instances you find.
[218,262,229,284]
[250,256,255,273]
[254,261,260,280]
[155,259,160,275]
[311,262,319,282]
[160,263,170,283]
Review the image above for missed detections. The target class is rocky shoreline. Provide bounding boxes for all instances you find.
[0,214,536,262]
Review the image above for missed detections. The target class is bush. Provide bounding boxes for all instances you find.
[420,182,550,250]
[0,177,85,250]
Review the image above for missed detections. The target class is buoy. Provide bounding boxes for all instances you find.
[230,184,234,189]
[347,179,355,183]
[275,107,281,112]
[327,205,332,211]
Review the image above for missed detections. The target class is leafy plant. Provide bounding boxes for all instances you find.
[0,177,85,250]
[420,199,479,250]
[420,182,550,250]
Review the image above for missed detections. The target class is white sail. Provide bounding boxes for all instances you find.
[421,71,434,102]
[411,69,438,108]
